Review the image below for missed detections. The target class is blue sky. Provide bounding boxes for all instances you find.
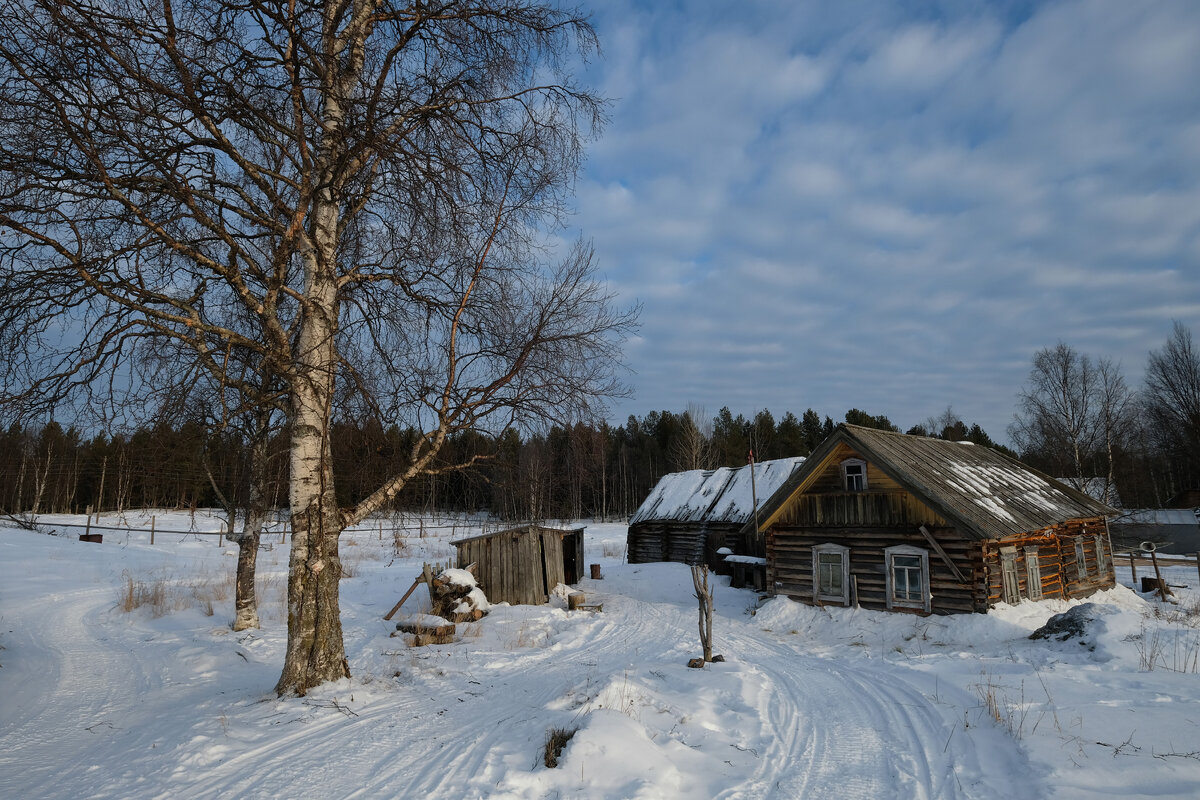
[565,0,1200,442]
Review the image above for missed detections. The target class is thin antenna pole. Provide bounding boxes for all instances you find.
[749,448,759,546]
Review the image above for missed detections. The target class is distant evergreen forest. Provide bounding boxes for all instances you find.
[0,404,1127,522]
[3,397,1192,520]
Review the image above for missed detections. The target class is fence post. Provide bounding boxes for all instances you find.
[218,522,224,546]
[1195,552,1199,588]
[1129,551,1137,586]
[84,516,91,539]
[150,515,155,546]
[379,520,383,542]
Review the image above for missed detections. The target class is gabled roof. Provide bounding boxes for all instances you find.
[751,425,1115,541]
[630,457,806,527]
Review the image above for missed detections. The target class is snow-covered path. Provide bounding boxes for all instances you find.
[4,519,1198,799]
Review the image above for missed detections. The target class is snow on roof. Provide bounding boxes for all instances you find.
[754,426,1115,541]
[630,457,805,526]
[829,426,1115,540]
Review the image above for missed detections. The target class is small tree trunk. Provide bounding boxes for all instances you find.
[691,564,714,662]
[232,421,272,631]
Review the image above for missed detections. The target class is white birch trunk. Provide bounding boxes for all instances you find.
[275,186,349,694]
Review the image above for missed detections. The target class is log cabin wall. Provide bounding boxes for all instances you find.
[979,518,1114,604]
[627,521,742,566]
[768,524,984,615]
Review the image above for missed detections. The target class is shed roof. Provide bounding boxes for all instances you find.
[451,524,583,547]
[629,457,806,526]
[752,425,1115,540]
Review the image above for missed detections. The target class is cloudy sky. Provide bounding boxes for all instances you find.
[564,0,1200,443]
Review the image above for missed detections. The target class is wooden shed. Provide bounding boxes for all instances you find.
[451,525,585,606]
[627,457,805,566]
[753,425,1118,615]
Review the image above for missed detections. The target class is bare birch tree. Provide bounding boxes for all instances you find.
[1144,322,1200,489]
[1011,343,1132,503]
[0,0,632,695]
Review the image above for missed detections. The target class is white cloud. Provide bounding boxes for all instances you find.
[574,0,1200,440]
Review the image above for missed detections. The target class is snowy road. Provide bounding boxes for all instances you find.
[6,521,1198,799]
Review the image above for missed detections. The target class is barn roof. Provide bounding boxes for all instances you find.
[629,457,806,526]
[451,524,583,546]
[752,425,1115,541]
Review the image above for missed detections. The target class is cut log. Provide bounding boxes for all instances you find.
[393,615,456,646]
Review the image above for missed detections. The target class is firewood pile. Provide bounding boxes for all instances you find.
[430,567,490,623]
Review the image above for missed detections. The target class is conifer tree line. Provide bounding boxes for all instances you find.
[0,404,989,521]
[4,322,1196,521]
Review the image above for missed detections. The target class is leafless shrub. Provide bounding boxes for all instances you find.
[543,726,578,768]
[601,541,624,559]
[119,572,168,615]
[972,673,1030,740]
[1129,623,1200,673]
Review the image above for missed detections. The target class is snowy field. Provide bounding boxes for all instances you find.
[1,511,1198,799]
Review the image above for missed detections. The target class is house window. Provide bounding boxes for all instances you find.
[812,543,850,606]
[884,545,929,612]
[841,458,867,492]
[1024,547,1043,601]
[999,546,1020,604]
[1075,539,1088,582]
[1093,534,1108,577]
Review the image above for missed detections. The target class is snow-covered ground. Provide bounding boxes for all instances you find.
[1,511,1198,799]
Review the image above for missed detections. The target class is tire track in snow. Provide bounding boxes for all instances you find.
[0,585,158,799]
[715,615,1040,800]
[181,603,678,799]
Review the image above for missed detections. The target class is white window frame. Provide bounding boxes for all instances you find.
[884,545,930,612]
[999,546,1021,604]
[812,543,850,606]
[841,458,868,492]
[1093,534,1108,577]
[1074,539,1088,582]
[1024,546,1043,601]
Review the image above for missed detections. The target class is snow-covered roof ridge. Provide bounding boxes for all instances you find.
[630,457,806,526]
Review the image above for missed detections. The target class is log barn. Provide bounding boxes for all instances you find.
[752,425,1117,615]
[627,457,805,566]
[451,525,585,606]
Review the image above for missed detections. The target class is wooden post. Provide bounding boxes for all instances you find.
[379,520,383,542]
[1195,552,1200,587]
[1129,551,1138,586]
[150,515,155,546]
[1148,549,1172,600]
[568,592,584,611]
[384,577,424,621]
[590,563,602,580]
[84,516,91,539]
[690,564,714,663]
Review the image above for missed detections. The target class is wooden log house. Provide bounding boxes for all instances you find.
[626,457,806,567]
[451,525,585,606]
[751,425,1117,615]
